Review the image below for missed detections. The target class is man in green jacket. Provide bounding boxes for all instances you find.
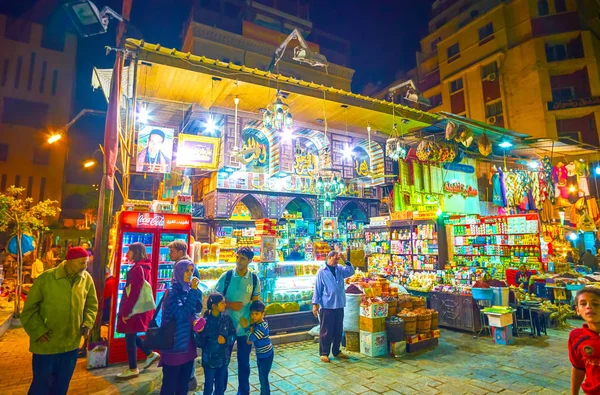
[21,247,98,395]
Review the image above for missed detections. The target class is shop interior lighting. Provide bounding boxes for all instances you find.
[595,166,600,175]
[137,104,149,124]
[568,185,576,193]
[203,116,218,135]
[498,141,512,148]
[48,134,62,144]
[568,232,578,241]
[280,126,293,141]
[83,160,96,168]
[436,207,443,217]
[528,161,540,169]
[342,144,354,160]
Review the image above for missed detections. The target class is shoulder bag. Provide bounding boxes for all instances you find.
[143,291,176,351]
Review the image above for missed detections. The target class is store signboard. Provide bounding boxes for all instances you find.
[177,134,220,170]
[136,126,174,173]
[443,158,480,215]
[120,211,191,230]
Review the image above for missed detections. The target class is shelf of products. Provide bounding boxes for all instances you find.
[448,214,542,274]
[261,261,321,315]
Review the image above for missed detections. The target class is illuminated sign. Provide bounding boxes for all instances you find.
[120,211,191,230]
[177,134,220,170]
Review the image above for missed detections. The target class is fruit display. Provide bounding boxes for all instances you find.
[406,272,438,292]
[197,265,235,281]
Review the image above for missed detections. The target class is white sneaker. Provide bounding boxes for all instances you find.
[116,368,139,379]
[143,352,160,369]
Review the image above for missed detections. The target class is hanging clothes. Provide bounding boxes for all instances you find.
[504,171,518,209]
[542,156,555,204]
[552,162,569,206]
[575,160,591,197]
[587,197,600,222]
[541,199,559,223]
[492,168,507,207]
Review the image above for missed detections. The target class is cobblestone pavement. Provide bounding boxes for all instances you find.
[2,325,571,394]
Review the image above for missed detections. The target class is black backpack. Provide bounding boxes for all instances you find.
[222,269,258,297]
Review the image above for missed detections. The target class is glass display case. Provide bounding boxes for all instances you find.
[260,261,320,313]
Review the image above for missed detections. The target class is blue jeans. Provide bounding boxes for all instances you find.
[234,336,252,395]
[160,360,195,395]
[202,366,227,395]
[257,353,274,395]
[28,349,78,395]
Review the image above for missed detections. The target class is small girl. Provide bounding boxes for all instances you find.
[194,293,236,395]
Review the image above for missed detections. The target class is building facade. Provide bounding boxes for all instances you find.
[413,0,600,147]
[181,0,354,90]
[0,14,77,204]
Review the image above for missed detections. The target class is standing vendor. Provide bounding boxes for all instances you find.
[516,265,531,292]
[286,245,303,261]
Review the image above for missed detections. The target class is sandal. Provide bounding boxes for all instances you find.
[320,356,331,363]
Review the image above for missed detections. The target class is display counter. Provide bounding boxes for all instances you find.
[429,291,482,334]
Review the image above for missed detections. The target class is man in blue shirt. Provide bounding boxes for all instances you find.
[215,247,260,395]
[312,251,355,362]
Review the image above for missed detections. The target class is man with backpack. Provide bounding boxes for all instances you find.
[215,247,260,395]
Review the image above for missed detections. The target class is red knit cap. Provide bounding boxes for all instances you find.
[66,247,89,261]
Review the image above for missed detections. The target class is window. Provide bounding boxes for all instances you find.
[478,23,494,42]
[27,52,36,91]
[555,0,566,13]
[450,78,464,93]
[39,177,46,200]
[33,147,50,165]
[0,144,7,161]
[27,176,33,198]
[430,37,441,52]
[429,94,443,107]
[4,17,31,43]
[15,175,20,188]
[224,3,241,18]
[552,87,575,101]
[0,175,6,191]
[2,98,49,128]
[538,0,549,16]
[546,43,567,61]
[15,56,22,89]
[486,101,503,117]
[481,62,498,78]
[1,59,8,86]
[40,61,47,93]
[447,43,460,59]
[51,70,58,96]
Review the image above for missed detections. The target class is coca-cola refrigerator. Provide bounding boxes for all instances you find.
[108,211,192,364]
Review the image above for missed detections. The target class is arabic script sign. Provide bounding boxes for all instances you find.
[444,181,478,198]
[548,96,600,111]
[177,134,220,170]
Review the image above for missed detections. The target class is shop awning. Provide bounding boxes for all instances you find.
[91,39,439,136]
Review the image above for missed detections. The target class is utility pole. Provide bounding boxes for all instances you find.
[91,0,133,341]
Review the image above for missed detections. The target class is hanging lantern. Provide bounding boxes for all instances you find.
[263,91,293,135]
[263,110,272,128]
[445,121,458,140]
[478,132,492,157]
[285,112,293,129]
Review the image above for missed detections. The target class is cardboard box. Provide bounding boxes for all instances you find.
[406,334,421,344]
[359,317,386,333]
[360,331,388,357]
[360,302,388,318]
[485,312,513,328]
[431,329,441,338]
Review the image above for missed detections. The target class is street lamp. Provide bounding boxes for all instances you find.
[63,0,123,37]
[48,134,62,144]
[84,160,96,168]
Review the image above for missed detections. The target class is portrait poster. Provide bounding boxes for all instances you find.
[136,126,174,173]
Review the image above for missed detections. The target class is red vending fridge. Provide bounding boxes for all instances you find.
[108,211,192,364]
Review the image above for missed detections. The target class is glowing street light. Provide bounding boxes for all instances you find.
[48,134,62,144]
[83,160,96,168]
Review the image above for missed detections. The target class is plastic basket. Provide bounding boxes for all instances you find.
[385,319,405,343]
[566,284,584,292]
[534,282,548,298]
[491,287,510,307]
[472,288,494,301]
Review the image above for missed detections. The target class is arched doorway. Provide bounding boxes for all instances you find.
[280,197,317,261]
[230,194,267,219]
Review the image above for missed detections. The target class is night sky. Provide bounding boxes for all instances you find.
[3,0,433,183]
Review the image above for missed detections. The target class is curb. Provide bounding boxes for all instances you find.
[0,313,15,339]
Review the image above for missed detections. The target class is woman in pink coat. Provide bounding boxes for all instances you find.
[116,242,160,379]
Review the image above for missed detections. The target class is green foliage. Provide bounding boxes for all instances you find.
[0,186,61,235]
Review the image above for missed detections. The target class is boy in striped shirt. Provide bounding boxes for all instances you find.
[246,301,274,395]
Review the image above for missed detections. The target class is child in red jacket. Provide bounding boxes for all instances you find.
[570,287,600,394]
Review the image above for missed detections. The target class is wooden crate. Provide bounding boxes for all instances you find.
[360,316,386,333]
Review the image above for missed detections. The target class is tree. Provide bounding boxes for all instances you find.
[0,186,60,317]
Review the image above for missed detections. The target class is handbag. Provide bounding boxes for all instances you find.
[128,269,156,317]
[143,291,176,351]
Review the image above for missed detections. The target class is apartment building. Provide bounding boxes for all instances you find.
[181,0,354,90]
[0,13,77,204]
[413,0,600,147]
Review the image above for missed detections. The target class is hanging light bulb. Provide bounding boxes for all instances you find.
[204,116,218,134]
[280,126,293,141]
[137,103,149,124]
[342,144,354,160]
[275,107,284,130]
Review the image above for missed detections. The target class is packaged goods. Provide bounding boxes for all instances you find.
[360,331,388,357]
[360,317,386,333]
[360,299,388,318]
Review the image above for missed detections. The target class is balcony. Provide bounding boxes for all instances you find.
[418,69,441,92]
[548,96,600,111]
[545,35,584,63]
[531,11,580,38]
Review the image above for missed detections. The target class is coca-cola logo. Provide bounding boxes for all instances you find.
[137,213,165,228]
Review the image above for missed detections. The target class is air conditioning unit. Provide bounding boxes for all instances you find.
[484,72,497,82]
[487,116,497,125]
